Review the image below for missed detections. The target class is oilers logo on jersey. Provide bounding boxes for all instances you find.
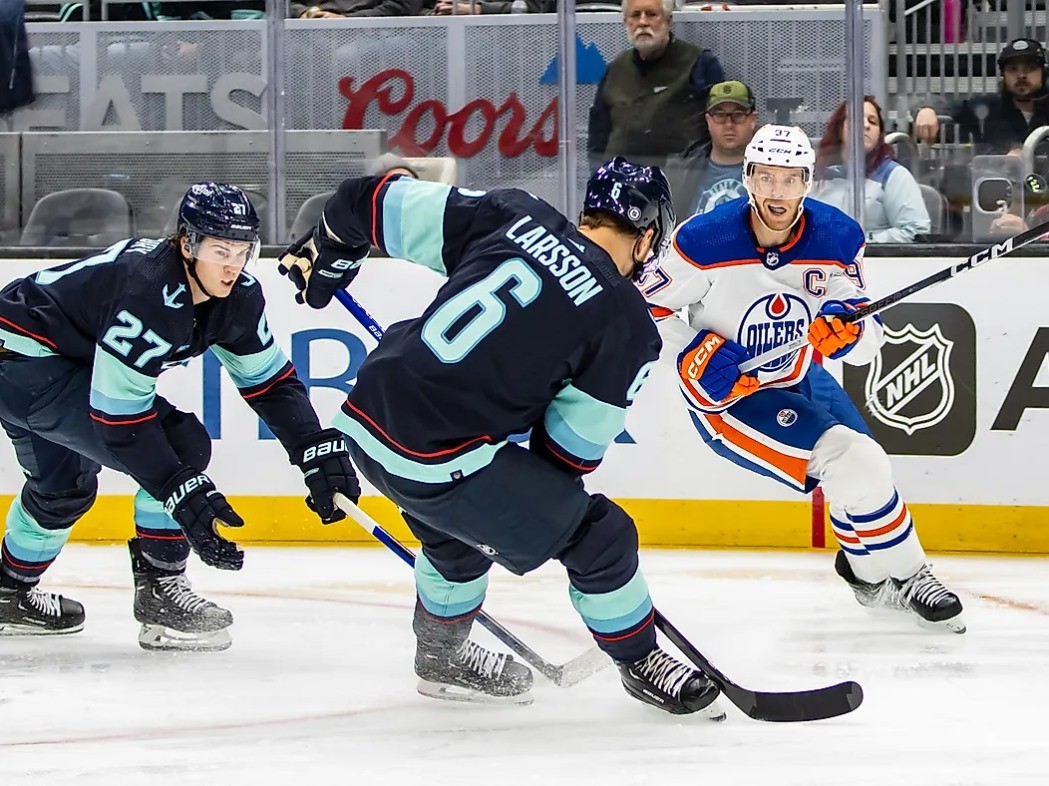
[739,293,811,373]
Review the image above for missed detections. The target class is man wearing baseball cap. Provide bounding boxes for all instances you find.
[672,80,759,217]
[912,38,1049,154]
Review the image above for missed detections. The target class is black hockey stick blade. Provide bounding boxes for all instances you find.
[654,611,863,722]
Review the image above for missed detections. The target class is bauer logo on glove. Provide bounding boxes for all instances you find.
[277,216,370,310]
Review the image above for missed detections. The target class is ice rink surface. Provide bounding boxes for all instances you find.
[0,545,1045,786]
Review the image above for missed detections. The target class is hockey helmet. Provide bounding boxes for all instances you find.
[177,182,261,260]
[743,125,815,198]
[584,157,676,265]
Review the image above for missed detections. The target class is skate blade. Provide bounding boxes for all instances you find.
[0,622,83,636]
[915,613,967,635]
[138,624,232,652]
[701,698,727,722]
[416,679,534,706]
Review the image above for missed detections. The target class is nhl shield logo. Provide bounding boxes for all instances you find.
[864,323,955,435]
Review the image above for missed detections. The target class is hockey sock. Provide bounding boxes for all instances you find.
[132,488,190,572]
[414,551,489,620]
[832,490,926,582]
[1,496,72,585]
[569,566,655,663]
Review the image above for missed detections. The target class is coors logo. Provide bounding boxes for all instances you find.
[843,303,976,456]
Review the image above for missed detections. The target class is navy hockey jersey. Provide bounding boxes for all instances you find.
[0,238,320,497]
[323,176,661,483]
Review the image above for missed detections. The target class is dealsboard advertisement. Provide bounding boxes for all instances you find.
[0,255,1045,553]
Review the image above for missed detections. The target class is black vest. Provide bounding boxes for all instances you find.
[0,1,34,115]
[600,38,708,163]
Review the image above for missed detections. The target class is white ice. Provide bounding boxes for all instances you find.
[0,546,1045,786]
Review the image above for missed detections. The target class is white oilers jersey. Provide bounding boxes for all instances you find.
[640,197,884,412]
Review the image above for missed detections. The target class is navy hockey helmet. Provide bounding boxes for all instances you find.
[583,157,676,265]
[177,182,261,248]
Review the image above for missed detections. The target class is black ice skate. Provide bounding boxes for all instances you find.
[130,539,233,651]
[617,646,726,720]
[835,551,965,634]
[416,639,534,705]
[0,582,84,635]
[894,565,966,634]
[834,550,902,610]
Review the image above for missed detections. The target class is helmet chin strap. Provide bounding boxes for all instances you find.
[182,237,217,300]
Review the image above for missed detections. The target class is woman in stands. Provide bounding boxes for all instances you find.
[810,96,931,244]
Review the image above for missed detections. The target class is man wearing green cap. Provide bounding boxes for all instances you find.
[677,80,758,217]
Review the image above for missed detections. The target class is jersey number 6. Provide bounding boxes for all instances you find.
[422,258,542,364]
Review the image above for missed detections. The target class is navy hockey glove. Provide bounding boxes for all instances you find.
[293,429,361,524]
[162,468,244,571]
[808,299,867,359]
[277,226,369,310]
[678,329,759,404]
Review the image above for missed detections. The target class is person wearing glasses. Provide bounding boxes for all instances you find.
[677,81,759,217]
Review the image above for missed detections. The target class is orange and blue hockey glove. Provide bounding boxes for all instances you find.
[808,299,868,359]
[678,330,760,404]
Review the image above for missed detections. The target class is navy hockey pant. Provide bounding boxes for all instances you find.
[0,355,210,583]
[348,440,656,663]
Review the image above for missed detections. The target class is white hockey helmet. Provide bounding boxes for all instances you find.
[743,124,816,200]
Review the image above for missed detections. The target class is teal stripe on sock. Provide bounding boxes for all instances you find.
[134,488,180,531]
[3,497,72,563]
[569,568,653,634]
[415,552,488,618]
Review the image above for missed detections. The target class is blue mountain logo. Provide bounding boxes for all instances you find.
[540,35,607,85]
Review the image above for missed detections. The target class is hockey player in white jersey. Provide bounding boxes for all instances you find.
[642,124,965,633]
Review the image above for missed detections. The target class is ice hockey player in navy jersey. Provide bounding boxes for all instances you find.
[0,183,360,650]
[278,159,725,717]
[643,125,964,633]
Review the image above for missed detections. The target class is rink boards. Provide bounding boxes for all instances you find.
[0,254,1046,554]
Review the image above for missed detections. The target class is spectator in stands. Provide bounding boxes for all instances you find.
[429,0,612,13]
[587,0,725,171]
[153,2,264,19]
[912,38,1049,156]
[671,80,757,218]
[292,0,421,17]
[811,96,931,243]
[1,0,33,115]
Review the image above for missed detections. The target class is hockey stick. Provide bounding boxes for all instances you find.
[654,611,863,722]
[738,219,1049,374]
[332,493,608,687]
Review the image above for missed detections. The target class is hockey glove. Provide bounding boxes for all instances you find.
[293,428,361,524]
[161,468,244,571]
[277,226,369,310]
[678,330,759,404]
[808,300,866,359]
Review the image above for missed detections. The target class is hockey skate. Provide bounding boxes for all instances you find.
[0,581,84,635]
[834,551,965,634]
[617,646,726,720]
[834,550,903,610]
[413,599,533,704]
[416,639,534,705]
[894,564,966,634]
[130,540,233,652]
